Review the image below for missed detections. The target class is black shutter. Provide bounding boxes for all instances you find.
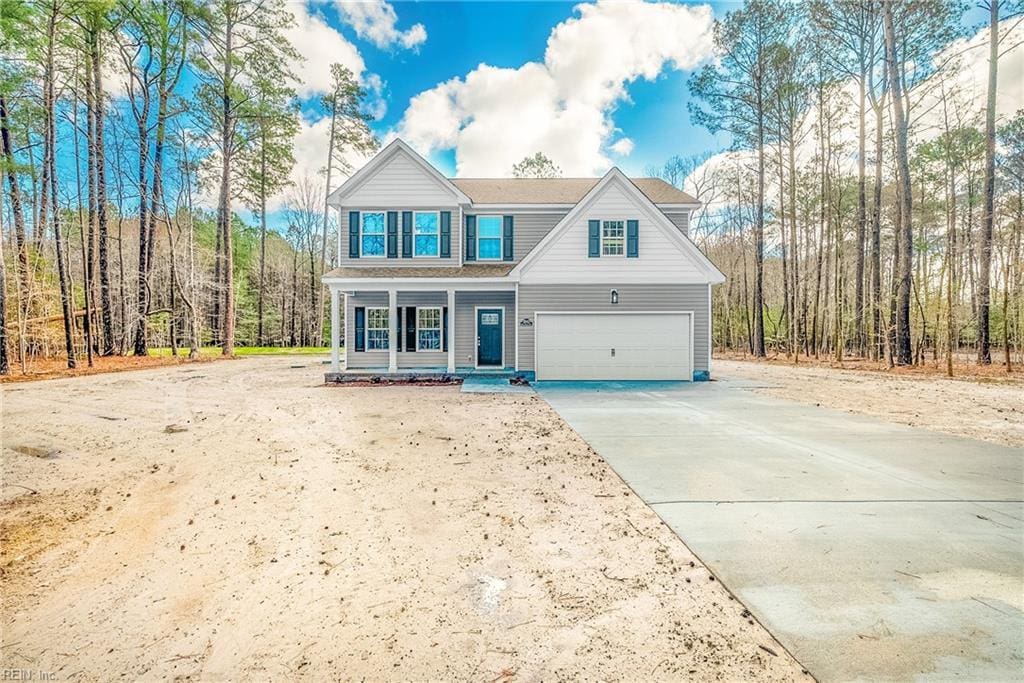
[440,211,451,258]
[386,211,398,258]
[349,211,360,258]
[397,307,404,352]
[442,307,448,352]
[465,215,476,261]
[502,215,514,262]
[626,219,639,258]
[354,306,365,352]
[405,306,417,352]
[588,220,600,257]
[402,211,413,258]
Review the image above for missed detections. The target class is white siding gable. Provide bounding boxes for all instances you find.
[518,177,715,284]
[344,149,460,207]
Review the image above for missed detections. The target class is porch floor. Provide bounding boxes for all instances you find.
[324,366,523,383]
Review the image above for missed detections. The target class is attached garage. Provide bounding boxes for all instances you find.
[534,312,693,381]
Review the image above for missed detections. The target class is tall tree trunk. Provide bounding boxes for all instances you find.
[49,128,76,371]
[777,112,790,354]
[289,248,298,347]
[44,8,76,368]
[132,91,152,356]
[72,60,94,367]
[753,77,766,357]
[869,56,886,362]
[218,18,236,356]
[855,71,867,356]
[0,96,30,311]
[257,130,267,346]
[90,27,114,355]
[946,165,957,377]
[978,0,998,364]
[883,1,913,366]
[317,99,338,348]
[788,132,801,361]
[84,50,99,356]
[0,200,8,374]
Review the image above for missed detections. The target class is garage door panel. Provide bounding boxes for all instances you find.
[536,313,691,381]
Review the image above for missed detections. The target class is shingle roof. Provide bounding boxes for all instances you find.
[450,177,698,205]
[324,264,515,279]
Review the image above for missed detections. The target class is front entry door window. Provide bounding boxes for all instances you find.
[477,309,503,367]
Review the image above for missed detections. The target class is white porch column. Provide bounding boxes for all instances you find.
[330,288,341,373]
[447,289,456,373]
[388,289,398,373]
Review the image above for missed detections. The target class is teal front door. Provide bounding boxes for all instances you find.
[476,308,503,367]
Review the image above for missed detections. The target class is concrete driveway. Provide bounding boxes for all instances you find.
[536,379,1024,682]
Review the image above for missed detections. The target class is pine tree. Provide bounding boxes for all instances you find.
[690,0,789,357]
[191,0,298,356]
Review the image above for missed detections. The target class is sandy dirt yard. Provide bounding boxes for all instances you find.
[1,356,806,681]
[715,359,1024,448]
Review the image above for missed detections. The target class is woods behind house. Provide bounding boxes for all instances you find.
[676,0,1024,372]
[0,0,377,373]
[1,0,1022,376]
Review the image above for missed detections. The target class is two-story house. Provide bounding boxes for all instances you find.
[323,139,725,381]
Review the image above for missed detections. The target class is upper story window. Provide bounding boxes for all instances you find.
[361,212,386,257]
[366,307,389,350]
[417,307,442,350]
[601,220,624,256]
[477,216,503,260]
[414,211,439,257]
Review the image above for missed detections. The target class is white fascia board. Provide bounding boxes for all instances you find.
[520,275,722,285]
[322,278,518,291]
[468,204,576,212]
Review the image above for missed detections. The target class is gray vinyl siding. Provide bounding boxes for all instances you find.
[344,291,449,369]
[464,212,565,263]
[339,207,462,268]
[663,211,690,235]
[516,283,709,372]
[344,150,459,205]
[345,292,388,369]
[453,291,515,368]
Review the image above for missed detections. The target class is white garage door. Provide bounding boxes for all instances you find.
[535,312,692,381]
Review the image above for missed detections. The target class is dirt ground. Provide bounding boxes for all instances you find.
[0,354,224,384]
[1,356,806,681]
[715,359,1024,448]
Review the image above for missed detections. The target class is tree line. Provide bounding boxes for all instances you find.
[0,0,377,374]
[664,0,1023,372]
[3,0,1022,377]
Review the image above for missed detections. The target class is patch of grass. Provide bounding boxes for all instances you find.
[150,346,332,358]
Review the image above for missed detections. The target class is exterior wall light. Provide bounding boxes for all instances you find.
[610,289,619,305]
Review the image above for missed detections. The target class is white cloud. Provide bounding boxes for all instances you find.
[914,18,1024,134]
[396,0,715,177]
[337,0,428,50]
[286,2,367,98]
[610,138,635,156]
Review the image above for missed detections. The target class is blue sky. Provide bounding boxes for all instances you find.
[280,0,733,186]
[351,1,738,174]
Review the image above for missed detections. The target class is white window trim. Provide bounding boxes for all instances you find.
[600,219,625,257]
[413,210,441,258]
[476,215,504,261]
[366,306,390,350]
[416,306,443,351]
[360,211,387,258]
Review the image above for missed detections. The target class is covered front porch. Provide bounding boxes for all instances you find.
[324,266,517,378]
